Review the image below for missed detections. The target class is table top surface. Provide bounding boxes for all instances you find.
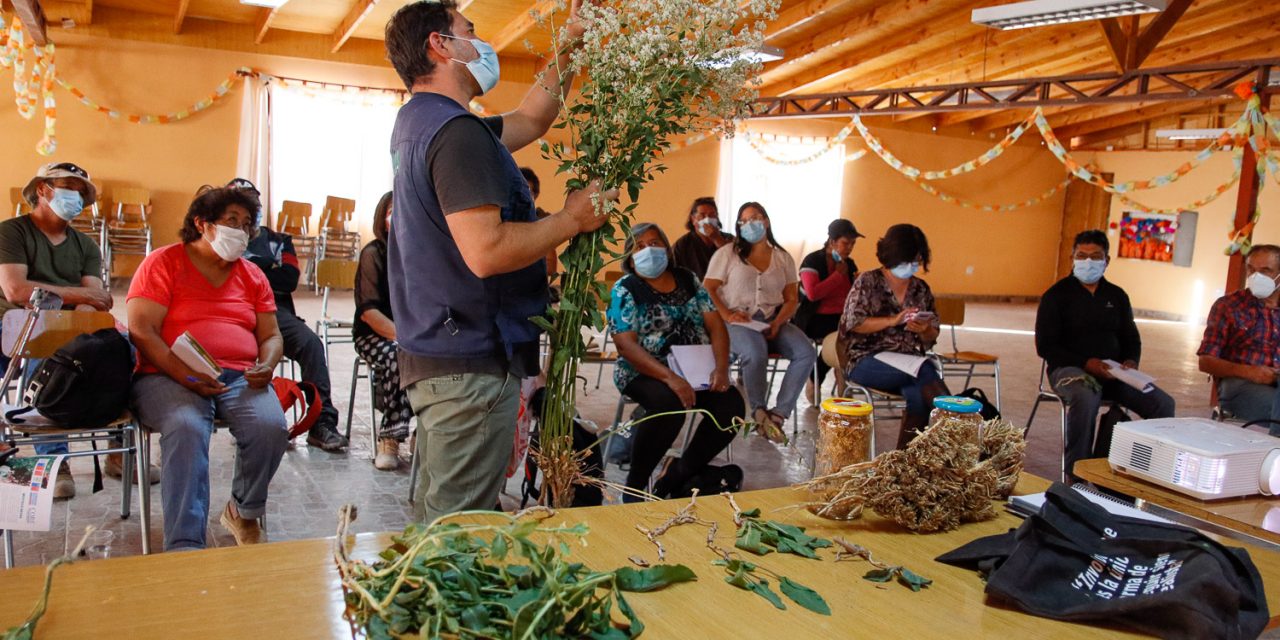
[1074,457,1280,545]
[2,474,1278,639]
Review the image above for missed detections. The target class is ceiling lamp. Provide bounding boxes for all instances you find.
[1154,128,1228,141]
[241,0,290,8]
[972,0,1166,30]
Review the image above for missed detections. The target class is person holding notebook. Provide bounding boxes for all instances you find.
[839,223,948,449]
[1035,229,1175,479]
[607,222,743,502]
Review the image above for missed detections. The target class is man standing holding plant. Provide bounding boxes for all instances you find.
[384,0,615,521]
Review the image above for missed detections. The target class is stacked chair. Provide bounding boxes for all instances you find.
[276,201,318,288]
[104,187,154,281]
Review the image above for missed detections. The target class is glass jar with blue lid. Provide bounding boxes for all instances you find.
[930,395,984,443]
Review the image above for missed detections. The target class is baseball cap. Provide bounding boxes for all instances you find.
[828,218,865,240]
[22,162,97,206]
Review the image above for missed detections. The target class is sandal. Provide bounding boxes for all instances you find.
[753,408,789,445]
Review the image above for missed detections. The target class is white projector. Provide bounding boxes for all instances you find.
[1108,417,1280,500]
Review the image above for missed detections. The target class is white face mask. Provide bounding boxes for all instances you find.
[207,224,249,262]
[1247,271,1280,299]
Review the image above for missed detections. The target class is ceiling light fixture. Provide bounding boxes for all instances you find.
[241,0,290,8]
[972,0,1166,30]
[1154,128,1229,141]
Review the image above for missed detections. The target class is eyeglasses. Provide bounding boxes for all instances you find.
[50,162,88,179]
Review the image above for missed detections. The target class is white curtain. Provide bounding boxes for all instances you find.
[236,74,272,225]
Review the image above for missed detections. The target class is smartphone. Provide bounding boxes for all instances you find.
[911,311,936,321]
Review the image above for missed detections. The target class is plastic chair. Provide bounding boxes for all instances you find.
[274,201,317,287]
[0,292,151,566]
[313,259,360,362]
[933,298,1001,410]
[103,187,154,279]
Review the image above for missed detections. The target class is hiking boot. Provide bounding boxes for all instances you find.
[104,453,161,485]
[306,423,348,452]
[374,438,400,471]
[219,501,263,545]
[53,462,74,500]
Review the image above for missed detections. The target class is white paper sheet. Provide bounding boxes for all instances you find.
[730,320,771,333]
[172,331,221,379]
[0,454,65,532]
[1102,359,1156,394]
[667,344,716,390]
[873,351,928,377]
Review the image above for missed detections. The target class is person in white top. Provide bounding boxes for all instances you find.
[703,202,816,442]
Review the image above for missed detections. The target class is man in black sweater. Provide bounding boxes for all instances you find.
[230,179,348,452]
[1035,229,1174,479]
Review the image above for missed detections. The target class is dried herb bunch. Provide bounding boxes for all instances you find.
[333,505,695,639]
[800,417,1026,532]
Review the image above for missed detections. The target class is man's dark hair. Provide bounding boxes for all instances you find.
[180,187,261,243]
[1248,244,1280,265]
[373,191,393,243]
[875,223,931,271]
[519,167,540,198]
[685,196,718,231]
[733,201,781,262]
[1073,229,1110,254]
[385,1,458,90]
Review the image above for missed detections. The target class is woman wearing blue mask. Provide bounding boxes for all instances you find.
[607,223,743,501]
[704,202,815,442]
[840,223,949,449]
[797,218,865,401]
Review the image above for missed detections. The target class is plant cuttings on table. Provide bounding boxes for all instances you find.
[834,537,933,593]
[725,492,832,559]
[333,505,696,639]
[2,526,96,640]
[713,558,831,615]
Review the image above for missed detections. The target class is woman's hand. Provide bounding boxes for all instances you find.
[893,307,916,326]
[665,373,696,409]
[905,317,930,334]
[722,309,751,324]
[709,367,730,393]
[765,320,785,340]
[181,370,227,397]
[243,361,274,389]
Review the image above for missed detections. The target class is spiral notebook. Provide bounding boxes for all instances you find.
[1007,483,1172,524]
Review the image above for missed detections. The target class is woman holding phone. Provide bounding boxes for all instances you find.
[838,224,949,449]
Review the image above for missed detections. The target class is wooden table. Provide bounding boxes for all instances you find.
[1075,457,1280,547]
[2,474,1279,638]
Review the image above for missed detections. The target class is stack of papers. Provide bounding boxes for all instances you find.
[1102,359,1156,394]
[172,331,221,378]
[731,320,771,333]
[873,352,928,377]
[666,344,716,390]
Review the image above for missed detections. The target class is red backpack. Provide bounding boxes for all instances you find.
[271,377,321,439]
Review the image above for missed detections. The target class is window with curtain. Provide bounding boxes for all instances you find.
[268,83,403,242]
[718,133,845,259]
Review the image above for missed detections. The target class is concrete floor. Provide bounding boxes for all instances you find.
[3,291,1218,567]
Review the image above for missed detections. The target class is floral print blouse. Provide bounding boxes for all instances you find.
[839,268,937,367]
[607,270,716,390]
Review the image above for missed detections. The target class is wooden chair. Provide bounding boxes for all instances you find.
[104,187,154,279]
[0,294,152,567]
[317,197,360,278]
[276,201,318,287]
[933,298,1001,410]
[9,187,31,218]
[823,331,906,430]
[313,258,361,363]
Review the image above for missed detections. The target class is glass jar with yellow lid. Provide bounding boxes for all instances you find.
[813,398,873,478]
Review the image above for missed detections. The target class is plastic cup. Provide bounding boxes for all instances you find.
[82,529,114,560]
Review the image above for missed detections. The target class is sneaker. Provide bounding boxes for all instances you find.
[104,453,161,485]
[219,501,263,545]
[374,438,400,471]
[53,462,75,500]
[306,424,348,452]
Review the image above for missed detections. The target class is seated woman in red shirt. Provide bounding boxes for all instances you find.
[127,186,288,552]
[797,219,863,399]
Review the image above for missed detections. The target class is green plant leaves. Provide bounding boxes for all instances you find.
[733,508,832,559]
[863,566,933,592]
[779,577,831,615]
[613,564,698,592]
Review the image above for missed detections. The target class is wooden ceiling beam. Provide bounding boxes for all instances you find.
[758,0,989,93]
[1098,0,1193,71]
[331,0,380,53]
[1055,98,1232,140]
[490,0,557,54]
[10,0,48,45]
[1134,0,1194,65]
[173,0,190,35]
[41,0,93,26]
[765,0,873,45]
[254,6,279,45]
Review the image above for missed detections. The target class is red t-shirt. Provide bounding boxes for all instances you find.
[127,243,276,374]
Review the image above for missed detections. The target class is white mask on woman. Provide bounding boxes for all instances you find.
[208,224,249,262]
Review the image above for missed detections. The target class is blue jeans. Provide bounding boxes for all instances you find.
[848,355,944,420]
[1218,377,1280,431]
[727,320,816,418]
[132,370,288,551]
[1049,366,1176,478]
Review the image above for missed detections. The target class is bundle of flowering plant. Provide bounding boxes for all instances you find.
[534,0,779,507]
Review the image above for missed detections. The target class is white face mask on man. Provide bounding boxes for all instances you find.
[1247,271,1280,299]
[207,224,250,262]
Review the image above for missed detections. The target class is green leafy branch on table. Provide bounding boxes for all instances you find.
[2,527,96,640]
[833,537,933,592]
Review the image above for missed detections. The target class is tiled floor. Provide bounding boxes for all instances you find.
[3,292,1219,567]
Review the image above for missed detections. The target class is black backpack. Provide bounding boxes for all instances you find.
[9,328,134,429]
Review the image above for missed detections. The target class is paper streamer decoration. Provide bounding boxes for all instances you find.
[745,120,856,165]
[854,109,1039,180]
[56,67,246,124]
